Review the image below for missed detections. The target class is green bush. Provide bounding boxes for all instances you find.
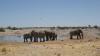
[7,26,12,29]
[1,48,7,54]
[93,25,98,29]
[0,28,5,32]
[11,27,18,30]
[7,26,19,30]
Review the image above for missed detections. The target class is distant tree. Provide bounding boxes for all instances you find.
[88,25,91,28]
[0,28,5,32]
[50,27,56,30]
[57,26,61,29]
[93,25,98,29]
[7,26,12,29]
[11,27,18,30]
[18,28,22,30]
[57,26,64,30]
[7,26,18,30]
[71,27,76,29]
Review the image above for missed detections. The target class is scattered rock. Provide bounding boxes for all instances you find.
[1,48,7,54]
[92,45,95,48]
[57,53,61,56]
[88,39,93,42]
[96,37,99,39]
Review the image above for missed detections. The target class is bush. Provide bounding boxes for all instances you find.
[2,48,6,52]
[1,48,7,54]
[7,26,19,30]
[93,25,98,29]
[7,26,12,29]
[0,28,5,32]
[11,27,18,30]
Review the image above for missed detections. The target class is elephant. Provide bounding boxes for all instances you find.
[23,30,58,43]
[38,32,45,42]
[70,29,83,39]
[30,30,46,42]
[30,30,38,42]
[44,31,57,41]
[23,33,33,42]
[52,32,57,40]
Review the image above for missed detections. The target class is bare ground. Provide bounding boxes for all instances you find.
[0,28,100,56]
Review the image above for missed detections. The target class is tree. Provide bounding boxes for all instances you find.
[11,27,18,30]
[7,26,12,29]
[7,26,19,30]
[93,25,98,29]
[88,25,91,28]
[0,28,5,32]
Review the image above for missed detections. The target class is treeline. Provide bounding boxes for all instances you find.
[56,25,99,30]
[0,25,99,32]
[6,26,22,30]
[0,28,5,32]
[0,26,22,32]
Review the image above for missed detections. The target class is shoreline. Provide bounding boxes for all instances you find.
[0,29,100,56]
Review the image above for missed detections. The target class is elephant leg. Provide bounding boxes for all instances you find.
[24,37,26,42]
[54,36,56,40]
[52,36,54,40]
[49,36,51,41]
[81,34,83,39]
[56,36,57,40]
[33,37,35,42]
[46,36,48,41]
[35,37,37,42]
[46,36,49,41]
[82,36,83,39]
[34,37,36,42]
[80,35,81,39]
[77,35,78,39]
[43,37,45,42]
[51,37,53,40]
[40,38,42,42]
[47,37,49,41]
[30,37,32,42]
[81,35,82,39]
[26,38,28,42]
[52,36,55,40]
[70,35,73,39]
[79,34,82,39]
[54,35,57,40]
[55,37,57,40]
[50,36,52,40]
[36,37,38,42]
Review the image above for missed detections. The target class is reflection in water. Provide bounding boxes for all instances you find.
[0,35,66,42]
[0,35,23,42]
[0,36,5,41]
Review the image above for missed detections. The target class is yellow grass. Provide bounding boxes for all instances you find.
[0,28,100,56]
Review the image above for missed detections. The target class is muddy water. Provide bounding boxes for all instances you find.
[0,35,23,42]
[0,35,67,43]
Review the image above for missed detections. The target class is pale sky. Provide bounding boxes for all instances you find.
[0,0,100,27]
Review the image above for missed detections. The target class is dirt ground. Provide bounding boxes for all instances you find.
[0,28,100,56]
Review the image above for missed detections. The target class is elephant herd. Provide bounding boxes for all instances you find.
[23,29,84,43]
[23,30,57,42]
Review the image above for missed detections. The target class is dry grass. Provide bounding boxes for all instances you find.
[1,48,7,54]
[0,29,100,56]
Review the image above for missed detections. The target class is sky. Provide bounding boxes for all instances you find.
[0,0,100,27]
